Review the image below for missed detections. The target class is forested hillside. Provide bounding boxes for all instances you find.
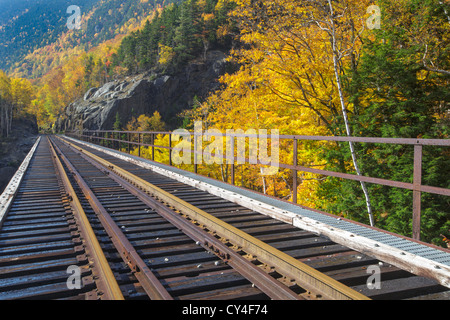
[1,0,195,129]
[1,0,183,78]
[111,0,235,74]
[0,0,98,74]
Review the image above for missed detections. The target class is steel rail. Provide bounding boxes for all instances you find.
[48,137,124,300]
[57,136,370,300]
[49,137,173,300]
[54,137,303,300]
[92,158,303,300]
[61,135,450,289]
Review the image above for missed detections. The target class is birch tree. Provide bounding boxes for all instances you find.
[307,0,375,225]
[200,0,376,223]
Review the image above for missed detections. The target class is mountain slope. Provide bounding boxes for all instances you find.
[1,0,182,78]
[0,0,98,73]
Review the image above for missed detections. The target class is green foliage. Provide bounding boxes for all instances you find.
[112,0,235,74]
[113,112,122,131]
[317,0,450,245]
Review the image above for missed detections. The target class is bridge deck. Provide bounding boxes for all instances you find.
[63,135,450,289]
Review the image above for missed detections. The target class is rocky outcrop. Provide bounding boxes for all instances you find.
[57,50,228,132]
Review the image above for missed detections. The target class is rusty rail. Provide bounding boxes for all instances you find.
[50,138,173,300]
[57,135,370,300]
[48,137,125,300]
[65,130,450,241]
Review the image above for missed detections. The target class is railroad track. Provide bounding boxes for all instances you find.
[0,135,449,300]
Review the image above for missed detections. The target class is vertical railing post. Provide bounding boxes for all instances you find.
[413,144,423,240]
[138,133,141,158]
[194,131,198,174]
[169,133,172,166]
[150,133,154,161]
[127,132,130,154]
[230,136,235,185]
[112,132,114,149]
[292,138,298,204]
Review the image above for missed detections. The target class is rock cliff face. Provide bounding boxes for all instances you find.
[56,50,228,132]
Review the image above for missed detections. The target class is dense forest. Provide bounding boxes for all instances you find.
[0,0,183,77]
[0,0,98,74]
[0,0,448,246]
[111,0,235,74]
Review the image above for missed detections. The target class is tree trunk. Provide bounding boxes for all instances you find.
[8,104,13,137]
[203,40,209,62]
[0,101,4,137]
[260,167,267,194]
[327,0,375,227]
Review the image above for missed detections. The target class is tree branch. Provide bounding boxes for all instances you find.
[422,44,450,75]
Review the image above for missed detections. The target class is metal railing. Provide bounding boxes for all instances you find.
[65,129,450,241]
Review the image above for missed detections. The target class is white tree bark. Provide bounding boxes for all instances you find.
[326,0,375,227]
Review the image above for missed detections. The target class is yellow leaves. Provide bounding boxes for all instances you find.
[126,111,166,132]
[179,0,378,208]
[0,70,12,99]
[158,44,175,67]
[214,0,228,13]
[127,133,170,164]
[295,176,322,208]
[216,24,230,39]
[202,13,215,22]
[10,78,34,110]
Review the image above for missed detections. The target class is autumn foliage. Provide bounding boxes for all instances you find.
[183,0,450,244]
